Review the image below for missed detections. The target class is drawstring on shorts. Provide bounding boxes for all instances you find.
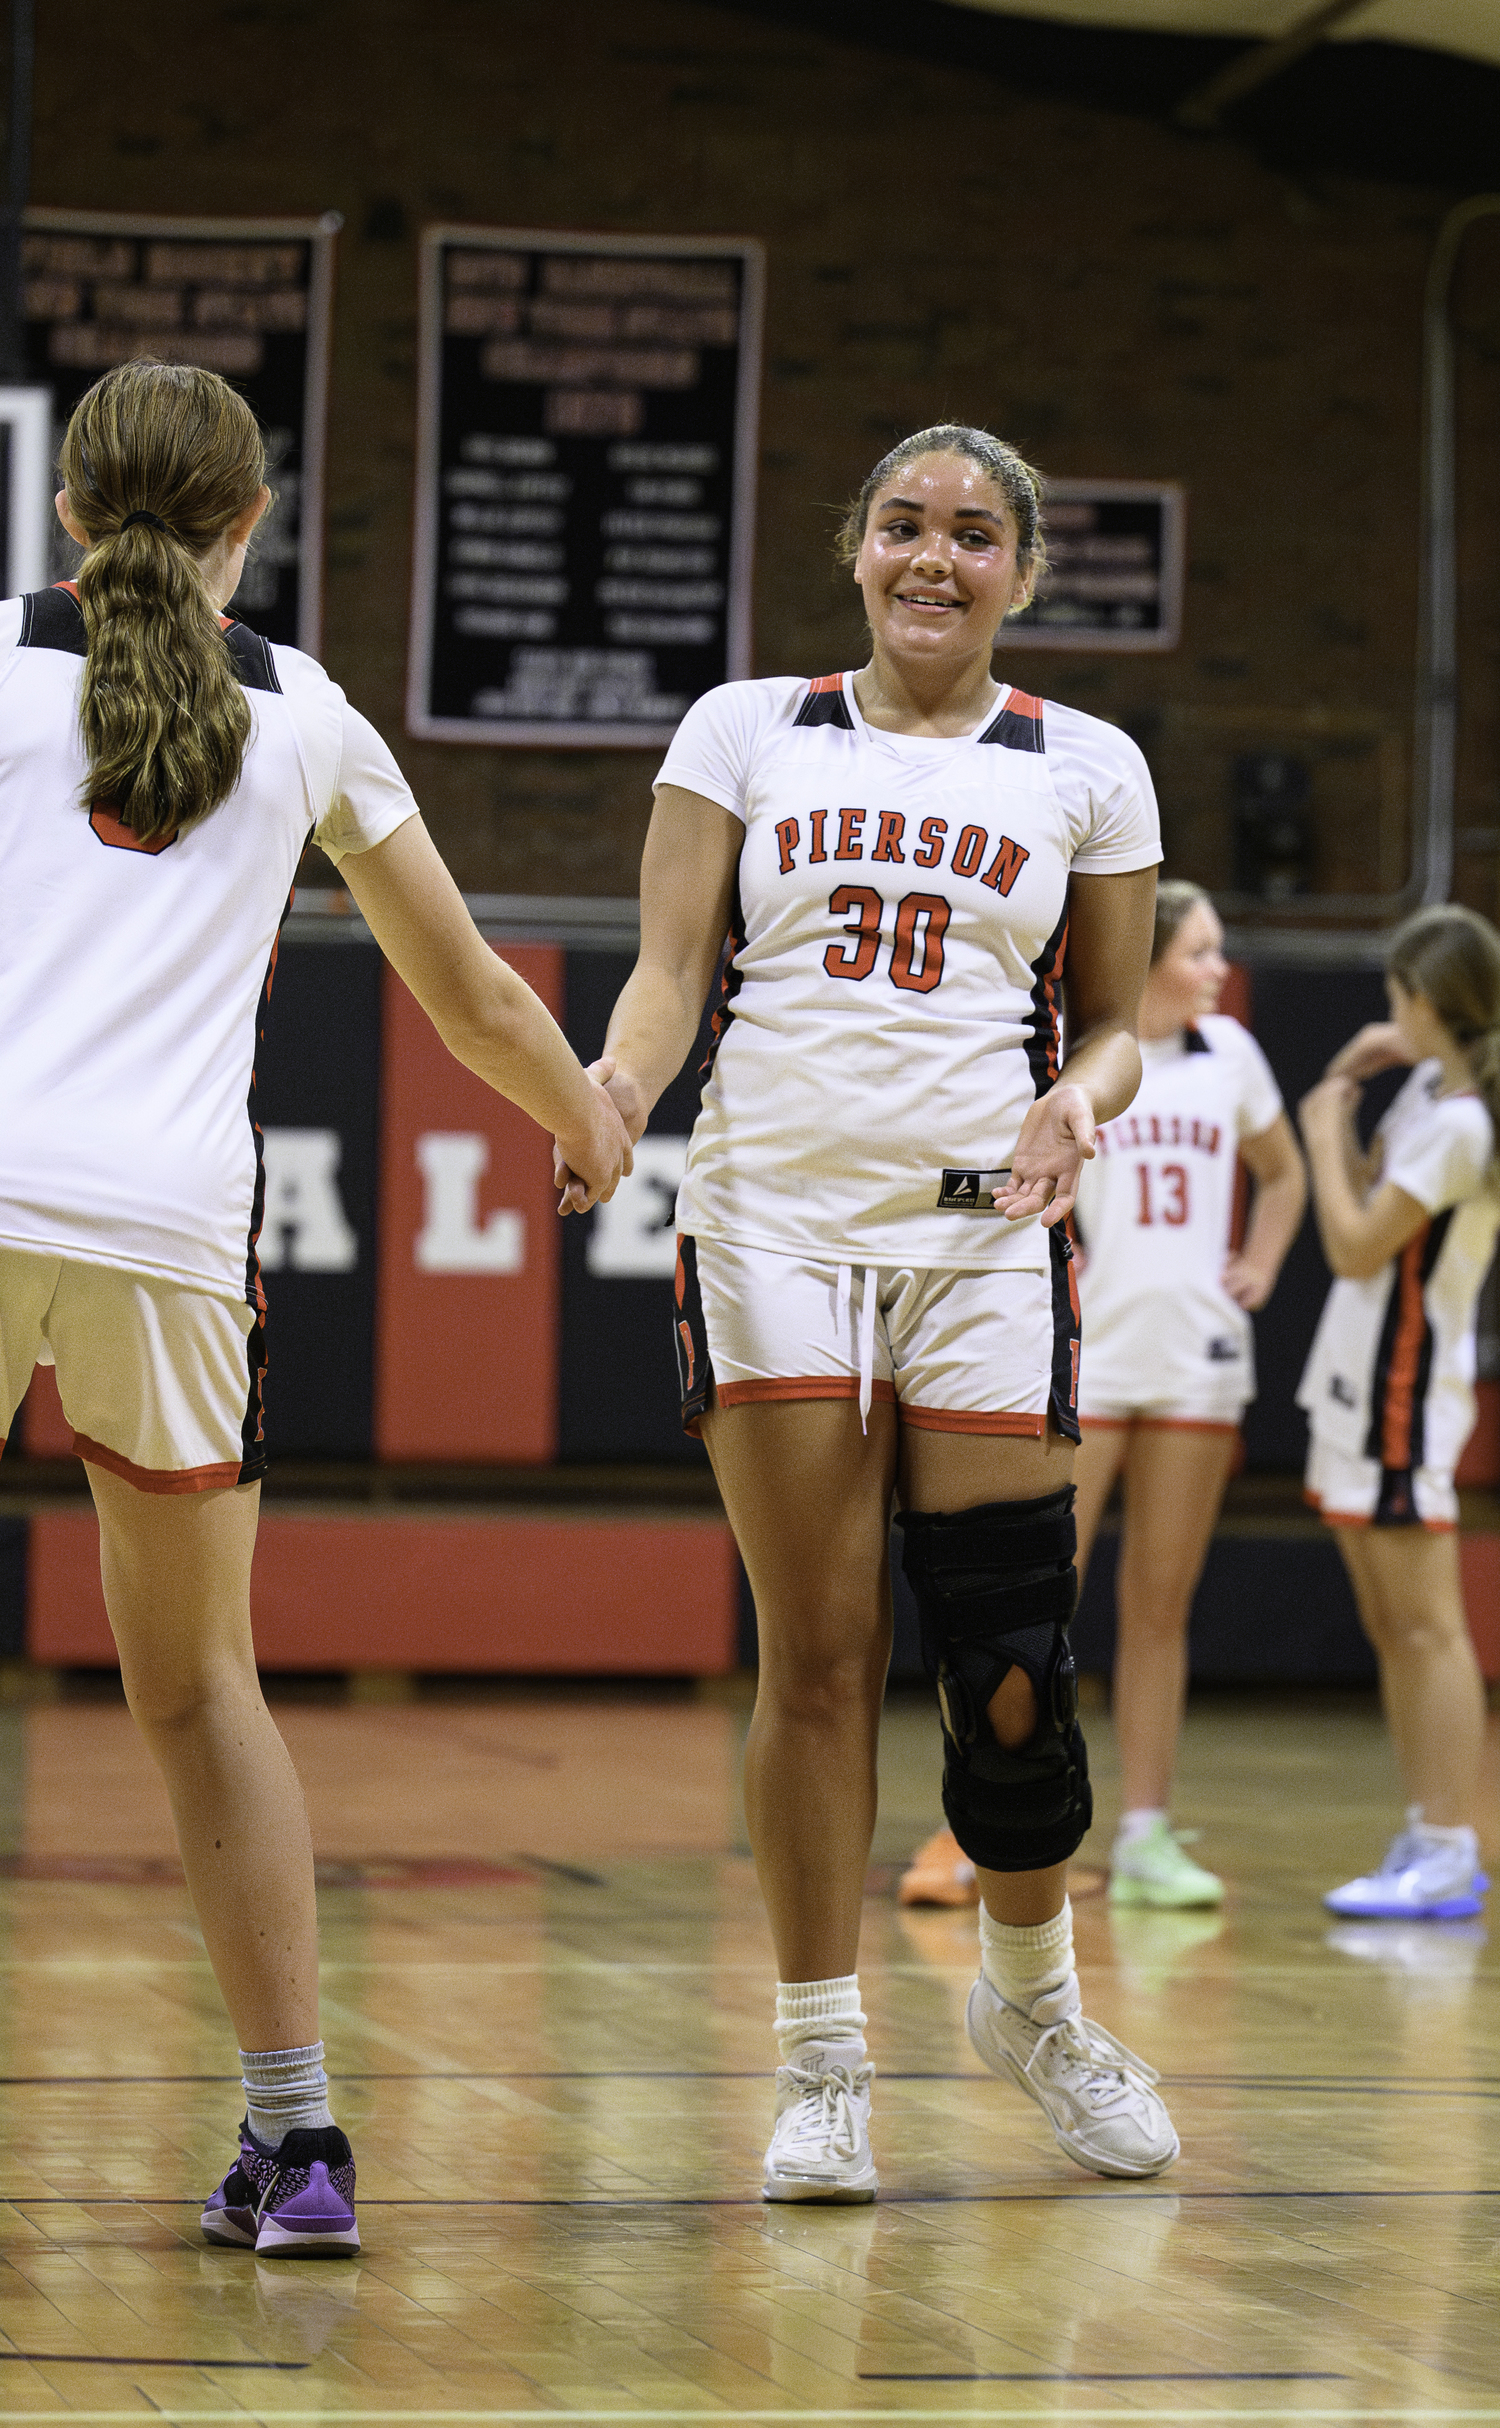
[836,1263,880,1433]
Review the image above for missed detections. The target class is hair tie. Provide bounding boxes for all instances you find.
[120,510,168,534]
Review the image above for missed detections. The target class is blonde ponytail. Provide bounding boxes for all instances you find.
[57,360,267,844]
[1387,904,1500,1143]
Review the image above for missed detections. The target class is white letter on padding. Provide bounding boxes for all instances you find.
[415,1133,525,1274]
[259,1129,359,1272]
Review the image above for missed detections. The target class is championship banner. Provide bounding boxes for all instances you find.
[21,207,339,649]
[408,225,764,746]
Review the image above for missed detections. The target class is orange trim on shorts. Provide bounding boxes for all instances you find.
[1305,1487,1454,1535]
[899,1405,1046,1437]
[1126,1417,1240,1435]
[71,1434,244,1495]
[713,1376,899,1409]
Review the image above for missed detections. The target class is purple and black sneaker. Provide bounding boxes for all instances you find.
[201,2120,359,2257]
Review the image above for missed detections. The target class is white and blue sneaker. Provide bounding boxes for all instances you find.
[1324,1812,1488,1920]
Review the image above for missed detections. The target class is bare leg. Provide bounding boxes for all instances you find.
[900,1425,1078,1927]
[1335,1525,1485,1829]
[86,1464,320,2050]
[703,1397,897,1981]
[1112,1427,1239,1814]
[1073,1424,1129,1580]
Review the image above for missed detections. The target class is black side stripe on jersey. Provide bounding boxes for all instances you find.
[243,884,297,1320]
[1362,1206,1453,1474]
[699,877,747,1087]
[977,689,1044,751]
[1184,1026,1212,1054]
[1022,907,1069,1101]
[792,673,856,730]
[19,584,282,695]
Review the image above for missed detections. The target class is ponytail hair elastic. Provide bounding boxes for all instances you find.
[120,509,169,534]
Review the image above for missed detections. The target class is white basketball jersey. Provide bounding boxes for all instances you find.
[1073,1015,1283,1406]
[656,670,1162,1270]
[0,585,419,1304]
[1298,1062,1498,1479]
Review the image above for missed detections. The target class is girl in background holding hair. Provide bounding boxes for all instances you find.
[1299,904,1500,1920]
[0,361,629,2252]
[901,882,1305,1911]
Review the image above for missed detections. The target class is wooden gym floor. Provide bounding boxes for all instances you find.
[0,1676,1495,2423]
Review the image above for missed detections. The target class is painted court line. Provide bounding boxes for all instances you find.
[0,2410,1493,2425]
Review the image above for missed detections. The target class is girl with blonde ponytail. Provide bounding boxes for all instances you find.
[0,359,630,2253]
[1299,903,1500,1920]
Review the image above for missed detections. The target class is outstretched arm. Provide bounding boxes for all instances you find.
[341,813,632,1209]
[997,865,1157,1228]
[592,782,742,1142]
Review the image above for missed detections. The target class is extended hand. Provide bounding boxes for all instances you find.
[992,1083,1096,1227]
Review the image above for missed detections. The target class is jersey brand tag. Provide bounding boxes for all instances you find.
[937,1167,1011,1211]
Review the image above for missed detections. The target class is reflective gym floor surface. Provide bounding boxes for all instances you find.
[0,1675,1496,2425]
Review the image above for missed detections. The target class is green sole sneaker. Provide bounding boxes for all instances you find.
[1109,1821,1225,1910]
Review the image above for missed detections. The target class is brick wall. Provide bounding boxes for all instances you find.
[32,0,1499,909]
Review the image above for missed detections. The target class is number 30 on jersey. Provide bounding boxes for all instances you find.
[823,885,951,995]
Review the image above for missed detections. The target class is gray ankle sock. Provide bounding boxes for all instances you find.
[239,2041,334,2147]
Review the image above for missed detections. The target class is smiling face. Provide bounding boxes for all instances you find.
[852,452,1033,666]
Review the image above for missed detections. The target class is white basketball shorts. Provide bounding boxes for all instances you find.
[0,1247,267,1492]
[1304,1431,1458,1531]
[672,1233,1081,1441]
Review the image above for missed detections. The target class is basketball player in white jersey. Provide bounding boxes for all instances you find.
[900,881,1304,1912]
[0,361,629,2253]
[1299,905,1500,1919]
[559,424,1179,2200]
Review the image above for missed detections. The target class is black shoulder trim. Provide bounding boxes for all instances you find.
[792,674,855,730]
[978,688,1045,751]
[224,621,282,695]
[19,585,87,656]
[1183,1025,1212,1054]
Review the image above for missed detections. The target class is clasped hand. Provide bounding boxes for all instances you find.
[553,1059,647,1216]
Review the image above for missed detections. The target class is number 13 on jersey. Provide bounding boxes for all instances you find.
[1136,1162,1190,1225]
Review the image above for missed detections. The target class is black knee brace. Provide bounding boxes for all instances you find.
[899,1488,1092,1872]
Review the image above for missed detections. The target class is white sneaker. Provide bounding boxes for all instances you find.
[966,1970,1179,2179]
[762,2042,877,2203]
[1325,1817,1487,1920]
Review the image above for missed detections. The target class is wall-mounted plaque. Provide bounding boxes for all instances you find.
[408,226,764,747]
[0,387,53,598]
[1003,478,1185,653]
[21,207,339,650]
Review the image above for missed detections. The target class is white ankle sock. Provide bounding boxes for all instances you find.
[1116,1808,1167,1847]
[240,2041,334,2147]
[1411,1817,1478,1857]
[979,1898,1074,2013]
[775,1975,866,2061]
